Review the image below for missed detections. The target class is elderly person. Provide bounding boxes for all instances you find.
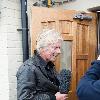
[77,55,100,100]
[16,29,67,100]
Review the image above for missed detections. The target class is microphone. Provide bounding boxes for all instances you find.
[57,69,71,94]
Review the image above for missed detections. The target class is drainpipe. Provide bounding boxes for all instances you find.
[19,0,29,62]
[97,12,100,54]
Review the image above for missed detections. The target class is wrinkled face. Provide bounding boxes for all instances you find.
[44,41,62,62]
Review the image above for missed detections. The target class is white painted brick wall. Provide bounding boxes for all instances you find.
[0,5,9,99]
[0,55,9,100]
[6,0,22,100]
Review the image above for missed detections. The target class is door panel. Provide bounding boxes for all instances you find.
[31,7,96,100]
[76,23,90,83]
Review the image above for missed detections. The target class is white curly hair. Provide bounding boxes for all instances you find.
[36,29,63,53]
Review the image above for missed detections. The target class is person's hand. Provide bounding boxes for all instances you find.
[97,55,100,60]
[55,92,68,100]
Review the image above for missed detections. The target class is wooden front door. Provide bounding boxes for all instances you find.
[31,7,96,100]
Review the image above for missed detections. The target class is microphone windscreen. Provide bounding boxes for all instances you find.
[57,69,71,94]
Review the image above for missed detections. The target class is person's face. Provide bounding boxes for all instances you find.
[44,41,62,62]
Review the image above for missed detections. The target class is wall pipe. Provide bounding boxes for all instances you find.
[97,12,100,54]
[20,0,29,62]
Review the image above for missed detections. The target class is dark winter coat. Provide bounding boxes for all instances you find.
[77,60,100,100]
[16,51,59,100]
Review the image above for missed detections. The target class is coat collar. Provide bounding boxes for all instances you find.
[32,50,47,67]
[31,50,52,78]
[32,50,54,68]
